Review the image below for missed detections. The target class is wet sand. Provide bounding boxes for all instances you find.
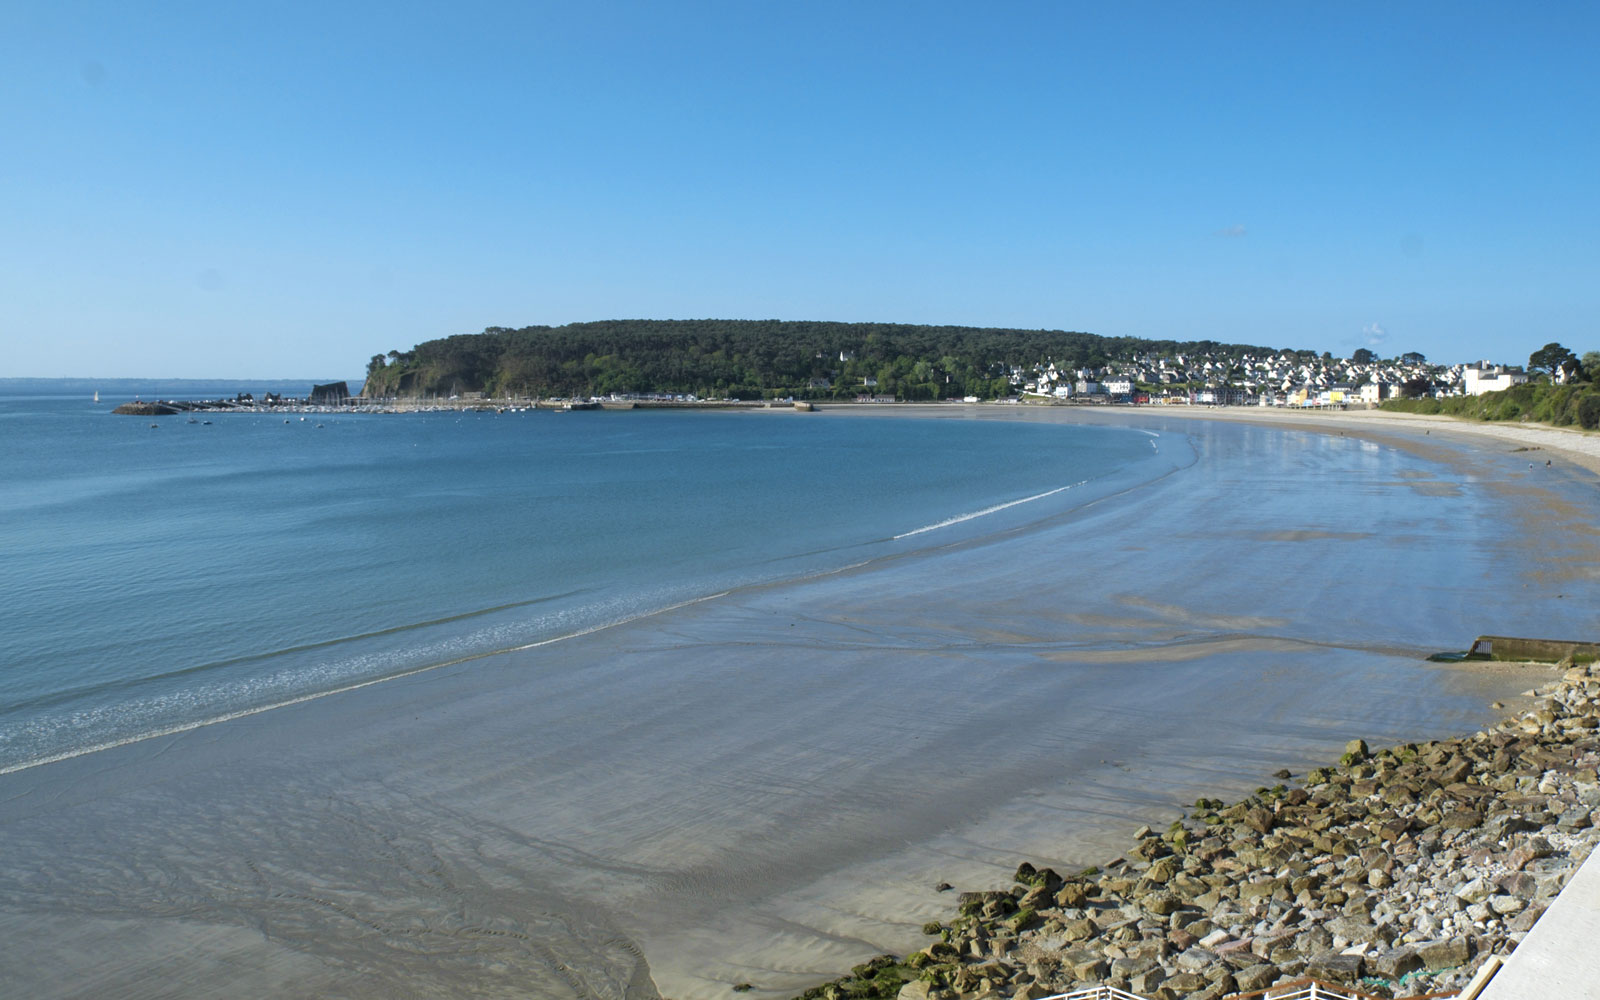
[2,408,1597,1000]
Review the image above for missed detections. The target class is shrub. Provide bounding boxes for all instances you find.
[1579,394,1600,430]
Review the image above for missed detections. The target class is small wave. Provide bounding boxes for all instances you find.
[0,588,597,716]
[893,481,1087,540]
[0,590,731,776]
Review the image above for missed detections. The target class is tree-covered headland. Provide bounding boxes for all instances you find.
[360,320,1274,401]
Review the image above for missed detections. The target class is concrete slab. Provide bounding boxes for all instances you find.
[1480,845,1600,999]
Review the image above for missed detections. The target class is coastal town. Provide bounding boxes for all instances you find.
[113,347,1584,416]
[1007,352,1536,408]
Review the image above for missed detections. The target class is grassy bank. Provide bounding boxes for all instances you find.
[1382,382,1600,430]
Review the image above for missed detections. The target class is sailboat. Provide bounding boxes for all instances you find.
[93,390,99,404]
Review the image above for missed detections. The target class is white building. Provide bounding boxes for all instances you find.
[1462,364,1528,395]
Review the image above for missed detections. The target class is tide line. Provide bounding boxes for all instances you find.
[0,590,731,776]
[893,481,1087,540]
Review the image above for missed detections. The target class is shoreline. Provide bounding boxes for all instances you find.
[792,654,1600,999]
[803,401,1600,479]
[113,389,1600,477]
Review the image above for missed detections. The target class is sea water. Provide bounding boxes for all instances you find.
[6,383,1600,1000]
[0,383,1164,772]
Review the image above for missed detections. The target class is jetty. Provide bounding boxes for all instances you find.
[112,389,820,416]
[112,382,355,416]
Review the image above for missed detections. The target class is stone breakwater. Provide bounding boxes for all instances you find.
[790,661,1600,1000]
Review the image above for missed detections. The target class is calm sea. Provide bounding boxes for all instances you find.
[0,382,1162,772]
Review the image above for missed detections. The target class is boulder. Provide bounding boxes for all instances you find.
[1454,878,1493,904]
[1558,807,1592,831]
[1305,951,1364,983]
[896,982,933,1000]
[1508,904,1547,934]
[1162,972,1209,992]
[1146,857,1178,884]
[1129,966,1167,993]
[1141,892,1183,917]
[1175,947,1218,972]
[1441,809,1483,830]
[1058,947,1106,981]
[1417,936,1471,972]
[1233,963,1278,992]
[1326,916,1381,945]
[1059,918,1096,942]
[1054,883,1088,908]
[1368,945,1424,978]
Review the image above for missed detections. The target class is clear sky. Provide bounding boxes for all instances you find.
[4,1,1595,378]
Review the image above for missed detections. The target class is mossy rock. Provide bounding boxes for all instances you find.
[849,956,899,980]
[1012,862,1062,890]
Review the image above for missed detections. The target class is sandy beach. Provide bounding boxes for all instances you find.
[1109,404,1600,476]
[1,407,1596,1000]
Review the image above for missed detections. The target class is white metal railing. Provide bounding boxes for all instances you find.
[1038,979,1461,1000]
[1038,989,1153,1000]
[1238,985,1370,1000]
[1228,979,1459,1000]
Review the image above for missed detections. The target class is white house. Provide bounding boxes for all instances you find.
[1462,364,1528,395]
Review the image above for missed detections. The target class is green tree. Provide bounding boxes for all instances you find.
[1580,350,1600,381]
[1351,348,1375,364]
[1579,395,1600,430]
[1529,342,1579,381]
[1400,376,1432,399]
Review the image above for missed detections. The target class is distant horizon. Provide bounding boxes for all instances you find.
[0,376,364,387]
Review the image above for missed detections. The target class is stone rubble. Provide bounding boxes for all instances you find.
[792,660,1600,1000]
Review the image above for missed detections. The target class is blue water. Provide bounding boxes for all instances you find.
[0,385,1164,771]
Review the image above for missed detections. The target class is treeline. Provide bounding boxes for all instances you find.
[360,320,1273,401]
[1383,381,1600,429]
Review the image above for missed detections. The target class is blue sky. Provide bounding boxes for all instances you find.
[3,1,1595,378]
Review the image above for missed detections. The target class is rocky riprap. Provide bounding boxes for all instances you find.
[792,661,1600,1000]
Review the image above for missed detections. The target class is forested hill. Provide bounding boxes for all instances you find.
[361,320,1272,401]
